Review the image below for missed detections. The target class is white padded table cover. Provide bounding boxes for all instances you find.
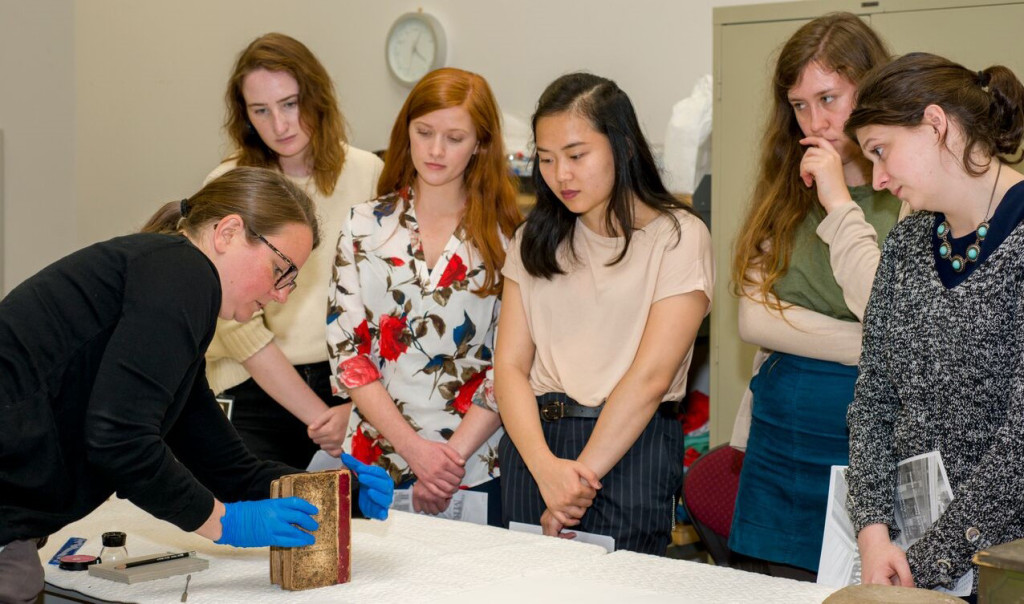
[39,497,837,603]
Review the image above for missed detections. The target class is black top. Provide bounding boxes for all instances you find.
[933,180,1024,288]
[0,233,293,544]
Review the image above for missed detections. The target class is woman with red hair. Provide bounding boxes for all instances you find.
[327,67,521,525]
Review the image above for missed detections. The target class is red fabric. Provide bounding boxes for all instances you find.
[683,445,745,537]
[683,446,702,468]
[682,391,709,434]
[337,470,351,584]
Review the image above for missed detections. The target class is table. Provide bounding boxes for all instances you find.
[40,497,837,603]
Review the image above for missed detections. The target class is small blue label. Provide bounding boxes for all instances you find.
[47,537,86,565]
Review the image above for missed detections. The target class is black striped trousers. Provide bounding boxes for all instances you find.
[498,394,685,555]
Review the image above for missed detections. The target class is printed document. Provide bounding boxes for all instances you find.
[817,451,972,596]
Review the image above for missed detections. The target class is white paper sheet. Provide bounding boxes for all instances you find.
[391,488,489,525]
[508,521,615,553]
[818,451,972,596]
[305,449,343,471]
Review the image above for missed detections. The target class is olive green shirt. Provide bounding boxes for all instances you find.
[773,186,901,321]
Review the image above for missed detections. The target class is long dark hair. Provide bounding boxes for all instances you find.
[521,72,693,278]
[732,13,890,305]
[846,52,1024,174]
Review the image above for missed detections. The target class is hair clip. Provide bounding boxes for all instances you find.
[977,70,991,88]
[180,198,191,218]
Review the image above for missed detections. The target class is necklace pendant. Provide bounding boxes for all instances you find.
[950,255,966,272]
[936,218,989,272]
[935,163,1000,274]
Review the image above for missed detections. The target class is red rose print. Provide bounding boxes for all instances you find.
[351,425,384,464]
[378,314,409,361]
[438,254,467,288]
[452,370,486,415]
[338,355,380,388]
[354,320,372,356]
[389,257,405,267]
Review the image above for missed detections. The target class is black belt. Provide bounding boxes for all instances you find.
[537,393,679,422]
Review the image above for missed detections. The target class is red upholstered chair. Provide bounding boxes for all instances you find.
[682,444,745,566]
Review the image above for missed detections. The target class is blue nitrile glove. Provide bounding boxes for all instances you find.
[215,497,319,548]
[342,453,395,520]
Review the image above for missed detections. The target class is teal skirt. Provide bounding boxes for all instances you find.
[728,352,857,572]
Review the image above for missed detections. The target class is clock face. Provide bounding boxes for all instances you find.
[386,15,443,85]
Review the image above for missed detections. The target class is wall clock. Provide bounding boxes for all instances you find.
[385,11,447,86]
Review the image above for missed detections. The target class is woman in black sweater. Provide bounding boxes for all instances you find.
[0,167,389,602]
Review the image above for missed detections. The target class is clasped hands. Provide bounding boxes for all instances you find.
[405,438,466,515]
[307,405,349,456]
[536,457,601,538]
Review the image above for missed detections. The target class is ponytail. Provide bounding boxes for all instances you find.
[847,53,1024,175]
[140,167,321,248]
[983,65,1024,160]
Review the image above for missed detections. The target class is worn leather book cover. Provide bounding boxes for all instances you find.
[269,469,352,590]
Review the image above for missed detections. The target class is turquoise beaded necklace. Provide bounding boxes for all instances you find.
[937,163,1002,273]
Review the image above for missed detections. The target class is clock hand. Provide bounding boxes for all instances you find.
[407,32,422,65]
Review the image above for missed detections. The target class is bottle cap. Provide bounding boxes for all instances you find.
[102,531,126,547]
[58,554,99,571]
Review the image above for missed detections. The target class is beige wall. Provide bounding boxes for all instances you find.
[3,0,777,292]
[0,0,75,293]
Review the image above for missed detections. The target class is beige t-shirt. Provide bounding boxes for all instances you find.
[502,209,713,406]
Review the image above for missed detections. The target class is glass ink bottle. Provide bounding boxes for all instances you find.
[100,531,128,564]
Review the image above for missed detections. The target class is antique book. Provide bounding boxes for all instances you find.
[269,468,352,590]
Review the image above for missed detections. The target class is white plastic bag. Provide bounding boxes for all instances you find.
[662,74,713,195]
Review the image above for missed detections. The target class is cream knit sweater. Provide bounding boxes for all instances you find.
[204,145,383,394]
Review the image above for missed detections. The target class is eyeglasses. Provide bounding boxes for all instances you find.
[249,229,299,291]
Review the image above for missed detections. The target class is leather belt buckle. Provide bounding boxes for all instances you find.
[540,401,564,422]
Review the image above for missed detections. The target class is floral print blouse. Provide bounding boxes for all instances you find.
[327,188,501,487]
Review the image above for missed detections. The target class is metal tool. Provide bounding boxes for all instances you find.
[180,573,191,602]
